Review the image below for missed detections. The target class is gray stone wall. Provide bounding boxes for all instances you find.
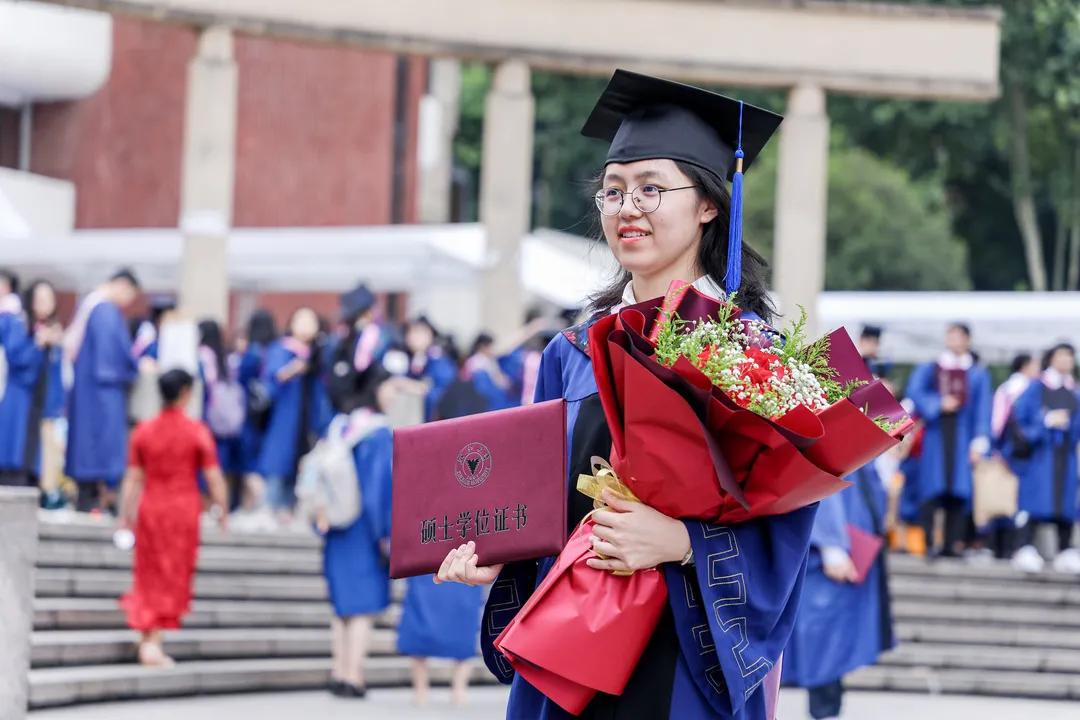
[0,488,39,720]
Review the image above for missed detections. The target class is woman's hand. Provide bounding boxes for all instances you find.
[586,489,690,573]
[821,547,858,583]
[434,541,504,586]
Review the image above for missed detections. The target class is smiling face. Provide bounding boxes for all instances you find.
[599,159,717,284]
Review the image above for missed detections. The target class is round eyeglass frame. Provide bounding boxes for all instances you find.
[594,184,700,216]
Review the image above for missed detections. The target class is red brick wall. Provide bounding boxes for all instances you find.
[30,18,195,228]
[234,37,413,227]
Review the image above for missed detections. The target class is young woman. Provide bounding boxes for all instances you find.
[236,309,277,514]
[0,280,64,488]
[320,366,395,698]
[258,307,331,524]
[118,369,228,667]
[438,70,817,719]
[197,319,245,507]
[1007,343,1080,574]
[404,316,458,422]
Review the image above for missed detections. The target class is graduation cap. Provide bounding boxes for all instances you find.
[340,283,376,323]
[581,69,783,295]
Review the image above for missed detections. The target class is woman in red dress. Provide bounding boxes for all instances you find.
[118,368,229,667]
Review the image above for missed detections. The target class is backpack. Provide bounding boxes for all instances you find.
[296,411,387,529]
[206,379,246,438]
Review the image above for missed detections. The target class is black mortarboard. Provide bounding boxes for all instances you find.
[340,283,376,322]
[861,325,883,340]
[582,69,783,294]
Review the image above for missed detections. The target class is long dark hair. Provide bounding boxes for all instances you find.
[198,319,228,379]
[246,309,277,347]
[587,161,775,324]
[22,279,58,324]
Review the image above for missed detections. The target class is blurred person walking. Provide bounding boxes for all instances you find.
[117,369,228,667]
[318,365,395,699]
[0,280,64,490]
[235,309,277,515]
[257,307,330,524]
[197,320,247,508]
[783,460,896,720]
[905,323,992,557]
[1005,343,1080,574]
[64,269,142,513]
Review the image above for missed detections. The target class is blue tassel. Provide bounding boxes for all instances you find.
[724,102,746,296]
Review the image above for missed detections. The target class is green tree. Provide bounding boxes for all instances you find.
[743,140,970,290]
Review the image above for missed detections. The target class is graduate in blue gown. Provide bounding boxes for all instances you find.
[0,280,64,488]
[904,323,992,557]
[257,307,331,518]
[320,365,395,699]
[64,270,141,512]
[237,309,277,492]
[783,461,895,719]
[398,315,485,706]
[1004,343,1080,574]
[463,333,516,411]
[405,317,458,422]
[437,71,818,719]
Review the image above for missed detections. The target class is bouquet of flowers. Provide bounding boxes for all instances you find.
[494,282,912,715]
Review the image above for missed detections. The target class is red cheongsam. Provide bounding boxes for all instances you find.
[120,407,218,631]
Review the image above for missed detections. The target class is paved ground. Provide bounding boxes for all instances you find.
[28,688,1080,719]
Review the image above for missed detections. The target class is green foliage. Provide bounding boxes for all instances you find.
[744,141,971,290]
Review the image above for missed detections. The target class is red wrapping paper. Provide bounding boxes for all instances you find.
[494,287,912,715]
[493,521,667,714]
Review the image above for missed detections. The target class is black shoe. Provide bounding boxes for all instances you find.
[341,683,367,699]
[329,679,347,696]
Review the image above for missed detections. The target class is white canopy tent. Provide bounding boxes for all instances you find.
[6,223,1078,365]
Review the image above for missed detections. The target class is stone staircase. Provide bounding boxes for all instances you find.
[29,517,495,709]
[849,555,1080,700]
[28,517,1080,708]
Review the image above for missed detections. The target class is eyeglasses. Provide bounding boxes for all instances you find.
[594,184,700,216]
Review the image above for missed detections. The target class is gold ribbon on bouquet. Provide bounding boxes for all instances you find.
[576,456,640,576]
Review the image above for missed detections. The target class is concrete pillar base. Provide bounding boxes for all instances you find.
[0,487,40,720]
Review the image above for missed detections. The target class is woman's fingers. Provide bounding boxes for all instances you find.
[586,556,632,573]
[434,545,460,584]
[591,509,623,528]
[591,524,618,542]
[590,537,622,560]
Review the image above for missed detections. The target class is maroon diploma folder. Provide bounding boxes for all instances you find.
[390,399,567,579]
[846,524,884,585]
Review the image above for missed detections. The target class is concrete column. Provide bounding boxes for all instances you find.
[178,26,237,324]
[773,84,829,334]
[417,58,462,224]
[0,488,40,720]
[479,60,533,342]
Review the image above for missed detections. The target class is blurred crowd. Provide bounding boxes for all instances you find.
[860,323,1080,575]
[0,265,567,530]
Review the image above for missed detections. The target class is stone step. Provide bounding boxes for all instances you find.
[889,576,1080,607]
[38,515,319,549]
[28,656,498,709]
[34,567,329,602]
[886,554,1080,586]
[847,664,1080,700]
[36,540,321,576]
[34,597,403,632]
[879,642,1080,674]
[31,627,407,668]
[897,621,1080,651]
[893,599,1080,630]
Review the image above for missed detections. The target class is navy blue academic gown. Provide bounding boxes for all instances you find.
[257,340,331,480]
[323,422,394,617]
[480,319,817,720]
[0,317,62,474]
[1006,380,1080,522]
[783,463,895,688]
[905,362,992,507]
[65,302,137,485]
